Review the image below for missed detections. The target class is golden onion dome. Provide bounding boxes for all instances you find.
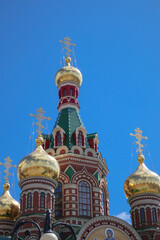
[124,152,160,199]
[0,181,20,220]
[17,134,60,181]
[55,57,83,88]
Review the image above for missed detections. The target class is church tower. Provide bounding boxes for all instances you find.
[43,37,109,233]
[124,128,160,240]
[0,157,20,237]
[16,109,60,238]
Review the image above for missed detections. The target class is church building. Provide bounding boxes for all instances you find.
[0,37,159,240]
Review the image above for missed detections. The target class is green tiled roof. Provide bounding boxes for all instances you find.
[87,133,97,140]
[53,107,85,149]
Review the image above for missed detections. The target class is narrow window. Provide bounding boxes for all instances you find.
[140,208,145,223]
[28,193,32,208]
[152,208,157,222]
[40,193,45,208]
[70,88,73,96]
[78,131,83,146]
[55,182,62,217]
[57,131,61,146]
[79,181,91,217]
[64,89,67,96]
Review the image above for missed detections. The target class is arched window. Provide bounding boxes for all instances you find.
[64,89,67,96]
[79,181,91,217]
[152,208,157,222]
[28,193,32,208]
[40,193,45,208]
[78,131,83,146]
[55,182,62,217]
[140,208,145,223]
[57,131,61,146]
[70,88,73,96]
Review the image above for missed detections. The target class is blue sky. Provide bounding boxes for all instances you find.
[0,1,160,221]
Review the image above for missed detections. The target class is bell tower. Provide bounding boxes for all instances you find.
[43,37,109,235]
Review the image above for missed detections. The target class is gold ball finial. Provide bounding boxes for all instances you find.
[3,181,10,191]
[137,152,145,164]
[65,56,71,66]
[35,134,44,146]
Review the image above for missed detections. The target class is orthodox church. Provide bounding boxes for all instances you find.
[0,37,160,240]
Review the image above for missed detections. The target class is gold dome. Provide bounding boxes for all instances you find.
[124,152,160,199]
[55,57,83,88]
[0,182,20,220]
[17,135,60,181]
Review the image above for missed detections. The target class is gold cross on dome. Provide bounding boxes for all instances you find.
[130,127,148,153]
[60,36,76,57]
[0,157,16,182]
[30,107,51,135]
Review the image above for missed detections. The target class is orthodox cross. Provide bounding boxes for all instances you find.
[130,127,148,153]
[60,36,76,58]
[30,107,51,135]
[0,156,16,183]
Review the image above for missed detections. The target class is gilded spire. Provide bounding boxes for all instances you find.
[30,107,51,146]
[60,36,76,66]
[130,127,148,164]
[0,156,16,191]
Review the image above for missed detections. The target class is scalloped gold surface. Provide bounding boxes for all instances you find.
[55,66,82,88]
[18,145,60,181]
[124,163,160,198]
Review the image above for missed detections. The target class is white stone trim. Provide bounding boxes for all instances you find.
[56,145,69,155]
[46,148,55,156]
[71,145,83,155]
[84,148,97,157]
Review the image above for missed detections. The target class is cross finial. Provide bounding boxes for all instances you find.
[60,37,76,65]
[30,107,51,135]
[0,156,16,183]
[130,127,148,153]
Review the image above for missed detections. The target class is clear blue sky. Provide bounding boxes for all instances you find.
[0,0,160,221]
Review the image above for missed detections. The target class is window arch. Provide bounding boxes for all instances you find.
[55,182,62,217]
[79,181,91,217]
[28,193,32,208]
[152,208,157,222]
[40,193,45,208]
[140,208,145,223]
[78,131,83,146]
[57,131,61,146]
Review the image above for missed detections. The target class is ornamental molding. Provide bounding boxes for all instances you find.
[55,145,69,155]
[20,183,56,193]
[72,167,98,187]
[55,154,108,174]
[58,82,79,89]
[77,215,141,240]
[63,183,78,189]
[128,193,160,204]
[71,145,83,155]
[19,177,57,189]
[130,204,160,212]
[84,148,97,158]
[59,172,70,184]
[46,148,55,156]
[58,103,79,111]
[129,198,160,209]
